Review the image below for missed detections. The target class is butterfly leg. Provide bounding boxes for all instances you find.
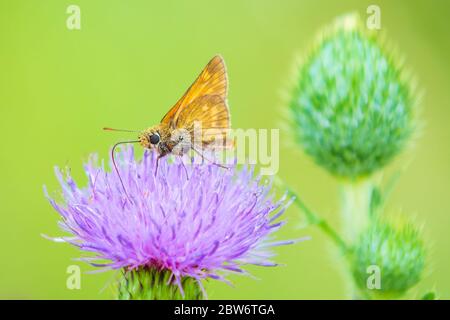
[155,155,162,177]
[191,146,230,169]
[177,155,190,180]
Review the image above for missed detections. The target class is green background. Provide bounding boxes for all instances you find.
[1,0,449,299]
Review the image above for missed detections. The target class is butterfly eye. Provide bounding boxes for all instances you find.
[149,133,160,145]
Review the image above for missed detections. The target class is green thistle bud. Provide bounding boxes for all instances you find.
[289,14,416,179]
[350,220,426,299]
[117,267,203,300]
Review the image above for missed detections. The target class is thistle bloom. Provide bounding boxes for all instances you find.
[45,146,293,299]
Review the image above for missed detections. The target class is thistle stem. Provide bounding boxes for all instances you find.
[339,179,374,299]
[277,179,348,253]
[339,180,373,243]
[294,195,348,253]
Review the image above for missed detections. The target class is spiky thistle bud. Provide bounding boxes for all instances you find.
[350,219,426,299]
[289,14,416,179]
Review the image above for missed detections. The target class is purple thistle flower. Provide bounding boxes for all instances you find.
[45,146,294,298]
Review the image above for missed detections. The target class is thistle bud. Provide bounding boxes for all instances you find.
[289,14,416,179]
[350,220,426,298]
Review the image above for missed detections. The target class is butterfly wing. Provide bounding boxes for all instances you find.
[160,55,228,128]
[173,94,231,149]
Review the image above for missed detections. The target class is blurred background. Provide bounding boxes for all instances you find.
[0,0,449,299]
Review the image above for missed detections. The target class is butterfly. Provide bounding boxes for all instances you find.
[104,56,232,191]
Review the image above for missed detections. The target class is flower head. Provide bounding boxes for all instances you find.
[45,146,293,296]
[350,219,426,298]
[289,14,417,179]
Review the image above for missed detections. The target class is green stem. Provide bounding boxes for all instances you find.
[339,180,373,243]
[276,178,348,253]
[293,195,348,253]
[339,179,374,299]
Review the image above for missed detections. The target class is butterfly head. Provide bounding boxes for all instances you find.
[138,126,161,149]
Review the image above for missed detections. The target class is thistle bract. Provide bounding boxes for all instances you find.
[45,146,293,299]
[350,220,426,298]
[289,15,416,179]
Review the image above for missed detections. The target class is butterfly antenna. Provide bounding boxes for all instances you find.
[111,140,139,202]
[103,127,140,133]
[191,146,230,169]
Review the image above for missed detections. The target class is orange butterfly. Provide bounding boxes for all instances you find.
[105,56,232,184]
